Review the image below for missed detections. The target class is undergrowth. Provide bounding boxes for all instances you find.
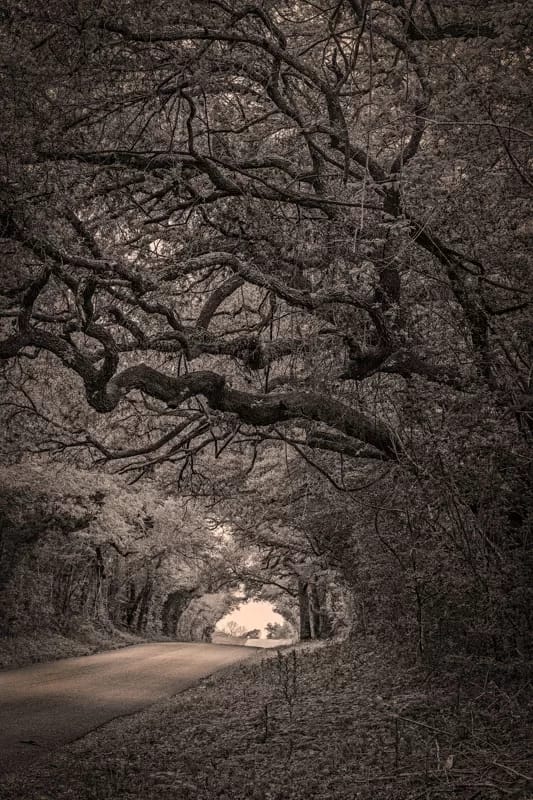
[0,624,148,670]
[0,639,531,799]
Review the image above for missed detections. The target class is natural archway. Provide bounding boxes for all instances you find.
[172,592,238,642]
[160,588,201,638]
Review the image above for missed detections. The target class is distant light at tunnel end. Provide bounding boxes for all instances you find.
[216,600,284,638]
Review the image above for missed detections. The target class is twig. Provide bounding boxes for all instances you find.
[492,761,533,783]
[350,771,428,783]
[453,783,513,796]
[387,712,452,737]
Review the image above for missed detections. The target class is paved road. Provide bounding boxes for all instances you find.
[0,642,255,774]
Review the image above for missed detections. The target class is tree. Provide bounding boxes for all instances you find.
[1,2,530,458]
[265,621,293,640]
[222,620,247,638]
[0,1,531,662]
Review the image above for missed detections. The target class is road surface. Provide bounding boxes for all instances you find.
[0,642,255,774]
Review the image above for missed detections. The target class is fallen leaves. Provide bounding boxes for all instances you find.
[0,640,530,800]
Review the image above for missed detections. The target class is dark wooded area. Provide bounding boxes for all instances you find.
[0,1,531,794]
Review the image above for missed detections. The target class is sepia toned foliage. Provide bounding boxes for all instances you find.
[0,464,239,642]
[0,1,531,663]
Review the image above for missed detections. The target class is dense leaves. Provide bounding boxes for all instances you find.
[0,0,531,664]
[0,465,237,646]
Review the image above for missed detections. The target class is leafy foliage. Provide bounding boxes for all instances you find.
[0,464,237,644]
[0,0,531,668]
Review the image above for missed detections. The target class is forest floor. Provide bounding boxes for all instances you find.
[0,624,150,670]
[0,638,531,800]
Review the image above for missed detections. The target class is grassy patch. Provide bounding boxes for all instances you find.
[0,639,531,799]
[0,624,148,670]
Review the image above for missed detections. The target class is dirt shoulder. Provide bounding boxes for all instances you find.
[0,638,530,799]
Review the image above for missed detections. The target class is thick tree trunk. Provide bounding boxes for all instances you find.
[298,578,312,640]
[298,577,333,641]
[124,582,137,627]
[135,580,153,633]
[309,581,322,639]
[91,546,106,618]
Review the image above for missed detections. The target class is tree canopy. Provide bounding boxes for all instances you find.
[2,0,530,463]
[0,1,531,658]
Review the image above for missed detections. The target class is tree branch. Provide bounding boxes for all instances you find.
[0,328,400,456]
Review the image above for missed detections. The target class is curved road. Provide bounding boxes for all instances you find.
[0,642,255,774]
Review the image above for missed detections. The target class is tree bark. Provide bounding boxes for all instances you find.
[298,578,312,640]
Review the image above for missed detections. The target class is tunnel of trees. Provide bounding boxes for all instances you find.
[0,1,531,667]
[0,464,339,643]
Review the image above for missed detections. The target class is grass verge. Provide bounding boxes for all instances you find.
[0,623,151,670]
